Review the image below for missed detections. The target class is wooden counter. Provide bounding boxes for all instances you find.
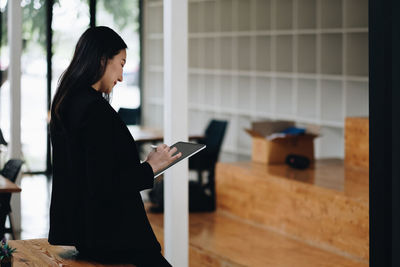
[216,159,369,261]
[8,239,135,267]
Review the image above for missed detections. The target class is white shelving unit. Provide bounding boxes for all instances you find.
[142,0,368,159]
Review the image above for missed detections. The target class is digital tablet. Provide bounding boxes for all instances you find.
[154,142,206,178]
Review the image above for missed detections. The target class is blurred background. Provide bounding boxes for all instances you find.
[0,1,370,266]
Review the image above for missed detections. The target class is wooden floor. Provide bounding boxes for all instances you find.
[147,210,368,267]
[147,158,369,267]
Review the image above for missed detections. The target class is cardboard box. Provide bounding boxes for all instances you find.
[245,120,319,164]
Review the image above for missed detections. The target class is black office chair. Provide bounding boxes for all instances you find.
[0,159,24,239]
[0,129,7,168]
[0,129,7,146]
[117,107,141,125]
[188,119,228,210]
[189,119,228,184]
[149,119,228,212]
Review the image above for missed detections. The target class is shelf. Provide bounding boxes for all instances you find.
[189,0,218,3]
[189,1,201,33]
[188,110,202,135]
[297,79,318,119]
[219,0,233,32]
[203,38,217,69]
[143,0,369,159]
[222,146,252,157]
[219,75,234,109]
[146,0,162,8]
[144,71,163,99]
[237,37,252,71]
[219,37,233,70]
[255,36,272,71]
[255,0,271,30]
[187,103,255,117]
[237,0,251,31]
[320,80,344,122]
[297,34,317,73]
[146,39,163,66]
[275,35,293,72]
[345,81,369,117]
[320,0,342,29]
[275,78,294,116]
[147,65,163,72]
[188,74,200,104]
[143,102,163,128]
[190,38,218,69]
[320,33,343,75]
[189,39,200,68]
[237,76,252,111]
[343,75,368,82]
[147,0,218,7]
[294,116,320,126]
[220,115,239,155]
[145,4,163,34]
[203,75,217,106]
[146,66,368,82]
[146,97,345,130]
[146,33,163,39]
[146,97,163,106]
[203,0,217,32]
[255,77,272,114]
[256,114,344,128]
[237,115,252,151]
[276,0,293,29]
[297,0,316,29]
[345,0,368,28]
[147,28,369,39]
[346,32,368,76]
[318,127,345,158]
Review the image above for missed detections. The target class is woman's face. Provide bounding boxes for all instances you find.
[96,49,126,94]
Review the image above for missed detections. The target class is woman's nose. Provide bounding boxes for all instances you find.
[118,75,123,82]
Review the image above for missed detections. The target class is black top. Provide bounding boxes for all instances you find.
[48,86,160,253]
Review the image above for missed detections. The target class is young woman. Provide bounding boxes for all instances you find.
[49,26,180,266]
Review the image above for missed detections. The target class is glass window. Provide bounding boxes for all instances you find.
[52,0,90,97]
[0,1,9,168]
[97,0,141,111]
[1,0,48,171]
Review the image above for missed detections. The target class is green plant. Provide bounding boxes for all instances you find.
[0,238,15,260]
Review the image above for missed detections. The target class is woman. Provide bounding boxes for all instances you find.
[49,26,180,266]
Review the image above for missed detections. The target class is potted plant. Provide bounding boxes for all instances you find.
[0,238,15,267]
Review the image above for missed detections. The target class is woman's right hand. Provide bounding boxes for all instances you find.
[145,144,182,174]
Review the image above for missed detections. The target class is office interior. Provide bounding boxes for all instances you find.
[0,0,370,266]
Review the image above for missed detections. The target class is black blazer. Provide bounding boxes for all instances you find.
[48,86,160,253]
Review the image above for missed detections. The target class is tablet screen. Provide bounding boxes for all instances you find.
[154,142,206,178]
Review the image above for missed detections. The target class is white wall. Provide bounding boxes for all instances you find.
[142,0,368,159]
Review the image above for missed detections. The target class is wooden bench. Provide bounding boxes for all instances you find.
[214,159,369,264]
[8,239,135,267]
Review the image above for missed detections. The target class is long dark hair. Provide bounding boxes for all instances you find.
[51,26,127,121]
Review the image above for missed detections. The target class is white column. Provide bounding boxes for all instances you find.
[163,0,189,266]
[8,0,22,232]
[9,0,22,159]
